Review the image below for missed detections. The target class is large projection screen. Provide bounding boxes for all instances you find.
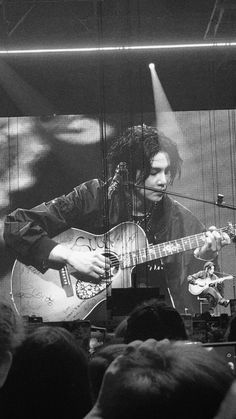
[0,110,235,319]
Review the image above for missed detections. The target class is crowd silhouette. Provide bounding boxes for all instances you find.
[0,296,236,419]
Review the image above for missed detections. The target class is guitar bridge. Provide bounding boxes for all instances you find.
[59,266,74,297]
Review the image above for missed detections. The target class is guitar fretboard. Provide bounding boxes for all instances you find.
[120,227,228,269]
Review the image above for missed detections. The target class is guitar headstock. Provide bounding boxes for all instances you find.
[226,222,236,243]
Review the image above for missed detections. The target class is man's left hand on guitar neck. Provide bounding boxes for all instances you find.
[194,225,231,261]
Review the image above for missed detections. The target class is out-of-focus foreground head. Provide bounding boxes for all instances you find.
[96,339,234,419]
[0,297,24,388]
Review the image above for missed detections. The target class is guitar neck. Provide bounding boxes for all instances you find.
[121,230,208,268]
[213,276,232,284]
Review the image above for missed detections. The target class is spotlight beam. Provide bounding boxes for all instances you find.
[149,62,184,144]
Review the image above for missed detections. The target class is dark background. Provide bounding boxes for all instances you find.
[0,0,235,117]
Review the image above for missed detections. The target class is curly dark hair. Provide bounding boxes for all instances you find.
[107,124,183,184]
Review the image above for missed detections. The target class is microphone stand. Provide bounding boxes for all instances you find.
[125,182,236,211]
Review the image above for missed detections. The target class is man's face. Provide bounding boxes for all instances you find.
[135,152,171,203]
[208,266,214,275]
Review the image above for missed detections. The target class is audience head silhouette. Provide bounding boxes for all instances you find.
[124,299,187,343]
[2,325,92,418]
[0,297,24,389]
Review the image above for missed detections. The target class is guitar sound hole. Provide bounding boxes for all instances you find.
[102,252,119,278]
[75,252,120,300]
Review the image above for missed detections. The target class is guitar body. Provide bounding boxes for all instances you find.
[11,222,148,322]
[188,282,210,296]
[188,276,233,296]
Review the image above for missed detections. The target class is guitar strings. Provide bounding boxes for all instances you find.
[116,224,236,268]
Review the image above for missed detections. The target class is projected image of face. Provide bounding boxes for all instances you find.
[39,114,114,145]
[0,118,48,211]
[37,114,114,181]
[135,151,171,205]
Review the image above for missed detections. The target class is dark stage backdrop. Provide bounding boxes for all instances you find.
[0,110,235,316]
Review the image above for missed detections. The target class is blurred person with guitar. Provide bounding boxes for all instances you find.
[3,125,234,320]
[187,261,233,310]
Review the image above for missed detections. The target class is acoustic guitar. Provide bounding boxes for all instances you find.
[10,221,236,322]
[188,275,234,296]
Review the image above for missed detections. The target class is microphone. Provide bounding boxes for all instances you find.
[108,162,128,198]
[216,194,225,206]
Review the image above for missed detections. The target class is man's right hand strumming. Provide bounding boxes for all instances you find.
[48,244,111,279]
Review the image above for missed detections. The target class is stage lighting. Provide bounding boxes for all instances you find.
[0,41,235,55]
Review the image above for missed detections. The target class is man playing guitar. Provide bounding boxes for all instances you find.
[187,261,232,310]
[4,125,233,319]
